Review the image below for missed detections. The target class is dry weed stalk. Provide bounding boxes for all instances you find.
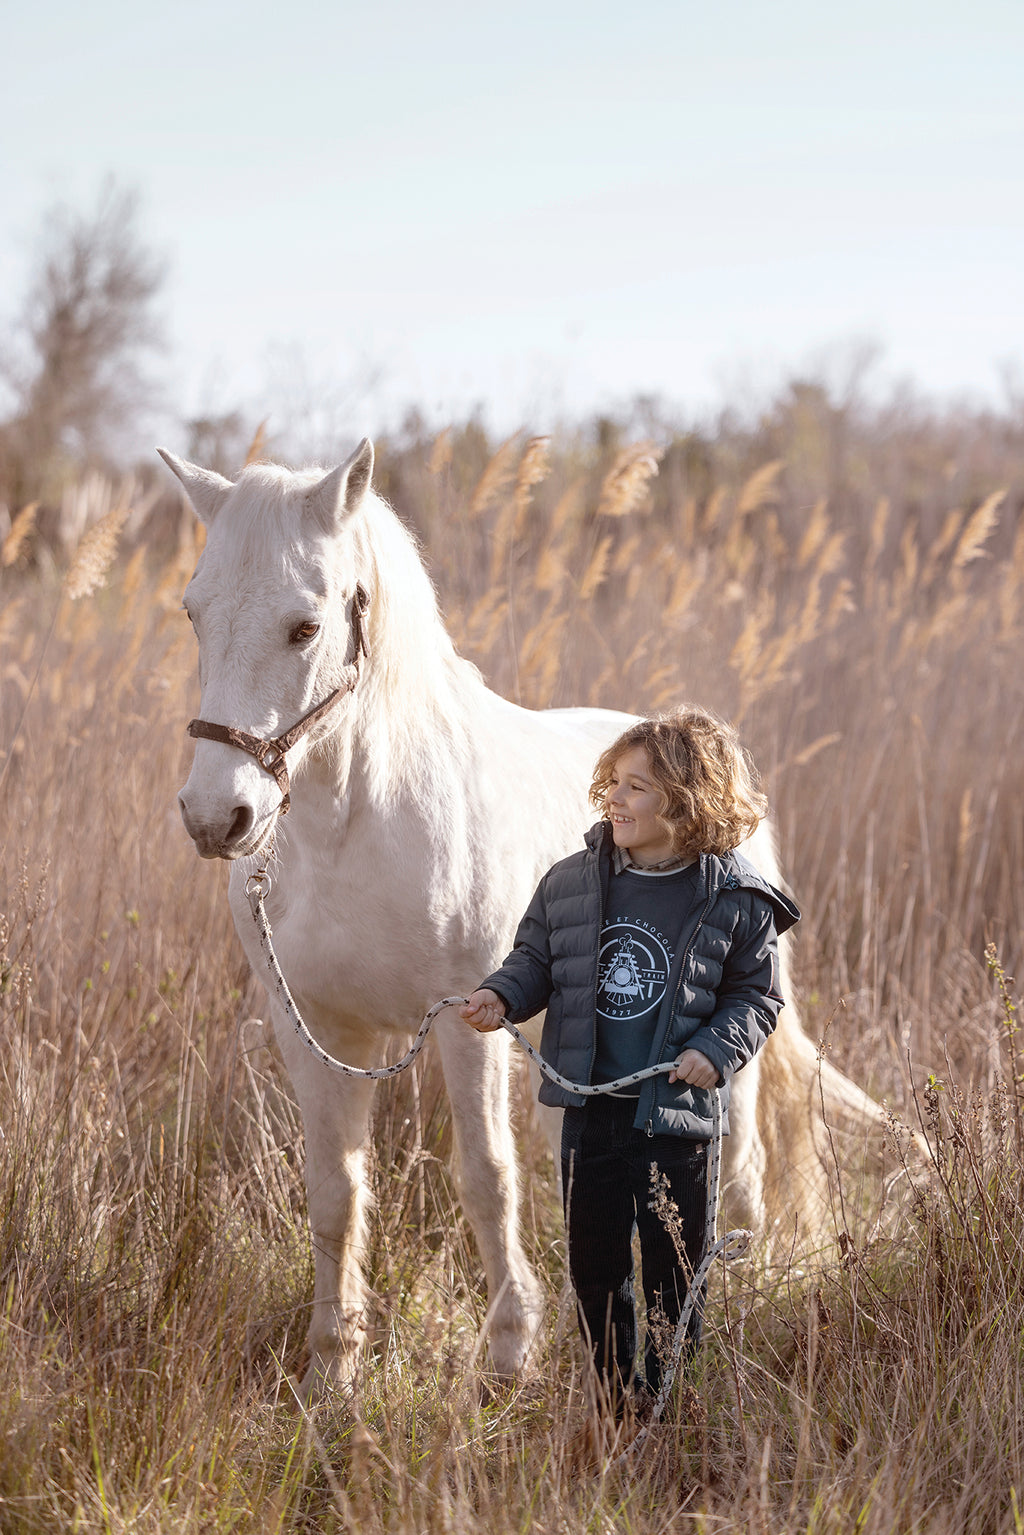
[518,608,569,705]
[729,591,775,689]
[549,476,586,536]
[612,531,643,575]
[889,518,920,614]
[120,544,148,602]
[788,732,842,770]
[427,428,453,476]
[64,503,130,600]
[512,435,550,537]
[998,516,1024,640]
[796,498,829,569]
[482,438,551,586]
[951,488,1005,573]
[921,506,965,587]
[579,534,613,600]
[596,441,661,518]
[244,417,271,466]
[469,432,523,517]
[816,529,846,579]
[701,485,728,532]
[863,494,890,607]
[823,576,856,631]
[957,788,975,866]
[1,501,38,567]
[665,557,701,623]
[458,588,504,647]
[676,492,698,545]
[0,592,24,650]
[534,540,567,595]
[736,458,784,518]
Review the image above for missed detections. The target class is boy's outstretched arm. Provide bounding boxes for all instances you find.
[460,989,507,1033]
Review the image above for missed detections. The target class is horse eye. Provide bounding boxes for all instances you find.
[289,620,320,644]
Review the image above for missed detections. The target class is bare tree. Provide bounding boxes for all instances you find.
[0,180,166,507]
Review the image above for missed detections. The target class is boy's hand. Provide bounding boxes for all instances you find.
[668,1048,719,1088]
[460,989,506,1033]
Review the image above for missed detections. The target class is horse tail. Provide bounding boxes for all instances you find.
[756,1003,906,1249]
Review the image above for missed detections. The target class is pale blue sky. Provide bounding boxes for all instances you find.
[2,0,1022,442]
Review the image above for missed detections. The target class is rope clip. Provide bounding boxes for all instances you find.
[245,868,272,906]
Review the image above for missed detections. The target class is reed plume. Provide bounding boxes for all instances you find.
[921,506,965,587]
[579,534,613,599]
[1,502,38,568]
[596,441,661,518]
[470,433,523,517]
[427,428,453,476]
[244,417,271,465]
[534,541,567,594]
[951,489,1005,572]
[64,504,130,600]
[512,435,550,534]
[698,485,731,543]
[796,499,829,569]
[736,458,784,517]
[549,477,585,536]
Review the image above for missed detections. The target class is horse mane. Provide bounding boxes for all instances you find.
[352,491,466,697]
[349,490,489,799]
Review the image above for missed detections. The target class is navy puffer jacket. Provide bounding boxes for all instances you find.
[480,821,800,1139]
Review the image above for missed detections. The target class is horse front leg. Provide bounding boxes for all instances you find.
[433,1015,545,1377]
[273,1021,378,1401]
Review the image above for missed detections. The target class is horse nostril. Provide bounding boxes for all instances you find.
[227,804,255,845]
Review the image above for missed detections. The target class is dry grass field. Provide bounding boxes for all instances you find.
[2,404,1024,1532]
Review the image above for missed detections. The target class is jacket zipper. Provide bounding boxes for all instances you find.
[643,889,715,1136]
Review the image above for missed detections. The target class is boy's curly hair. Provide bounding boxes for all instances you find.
[589,706,768,859]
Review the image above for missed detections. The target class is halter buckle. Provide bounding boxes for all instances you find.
[255,740,285,772]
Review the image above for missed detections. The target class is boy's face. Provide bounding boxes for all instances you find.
[604,745,675,865]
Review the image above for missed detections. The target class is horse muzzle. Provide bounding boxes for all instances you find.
[178,790,280,860]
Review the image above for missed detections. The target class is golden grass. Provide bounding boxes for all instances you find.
[596,440,662,518]
[64,502,130,599]
[2,424,1024,1530]
[1,502,38,568]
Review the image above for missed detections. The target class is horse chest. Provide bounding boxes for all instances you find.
[231,859,487,1030]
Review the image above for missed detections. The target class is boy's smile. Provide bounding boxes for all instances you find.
[604,745,676,865]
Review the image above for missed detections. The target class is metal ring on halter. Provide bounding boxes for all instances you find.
[244,870,272,900]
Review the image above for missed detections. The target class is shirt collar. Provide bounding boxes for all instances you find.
[612,845,695,875]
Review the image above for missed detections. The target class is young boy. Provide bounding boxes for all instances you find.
[461,706,799,1410]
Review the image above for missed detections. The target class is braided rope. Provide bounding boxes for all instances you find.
[245,869,750,1450]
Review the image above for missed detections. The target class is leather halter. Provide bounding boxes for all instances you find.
[186,583,370,816]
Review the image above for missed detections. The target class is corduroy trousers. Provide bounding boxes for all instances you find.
[561,1094,708,1400]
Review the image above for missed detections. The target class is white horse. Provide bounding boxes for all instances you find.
[159,438,842,1399]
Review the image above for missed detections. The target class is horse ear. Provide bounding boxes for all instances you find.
[157,448,234,526]
[306,438,374,533]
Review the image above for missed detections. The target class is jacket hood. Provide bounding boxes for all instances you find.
[705,849,801,933]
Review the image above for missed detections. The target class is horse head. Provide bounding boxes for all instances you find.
[159,438,375,860]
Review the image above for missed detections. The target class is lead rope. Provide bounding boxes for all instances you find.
[245,868,750,1459]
